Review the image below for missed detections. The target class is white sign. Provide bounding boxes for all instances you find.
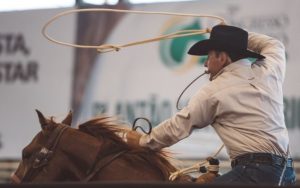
[0,8,76,158]
[78,0,300,159]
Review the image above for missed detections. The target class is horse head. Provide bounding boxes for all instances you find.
[11,110,103,183]
[11,110,183,183]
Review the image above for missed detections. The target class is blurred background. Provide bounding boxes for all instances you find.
[0,0,299,183]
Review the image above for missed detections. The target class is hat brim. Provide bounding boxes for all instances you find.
[188,39,265,60]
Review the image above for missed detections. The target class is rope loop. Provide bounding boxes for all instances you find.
[42,8,226,53]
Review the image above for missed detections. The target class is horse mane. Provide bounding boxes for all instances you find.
[77,115,178,179]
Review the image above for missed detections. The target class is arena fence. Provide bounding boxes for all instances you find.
[0,160,19,183]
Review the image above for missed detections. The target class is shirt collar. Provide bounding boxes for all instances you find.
[211,59,252,80]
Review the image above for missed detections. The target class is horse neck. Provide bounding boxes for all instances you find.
[58,128,103,177]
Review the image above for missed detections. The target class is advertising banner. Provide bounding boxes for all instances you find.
[78,0,300,159]
[0,8,76,158]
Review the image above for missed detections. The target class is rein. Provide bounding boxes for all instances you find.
[176,71,208,110]
[83,150,128,182]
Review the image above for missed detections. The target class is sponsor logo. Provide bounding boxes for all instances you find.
[159,18,208,73]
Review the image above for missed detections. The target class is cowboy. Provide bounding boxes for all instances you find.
[126,25,296,185]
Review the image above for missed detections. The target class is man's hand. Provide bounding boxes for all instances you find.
[125,130,142,148]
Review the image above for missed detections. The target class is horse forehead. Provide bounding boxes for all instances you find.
[25,123,66,148]
[25,132,47,148]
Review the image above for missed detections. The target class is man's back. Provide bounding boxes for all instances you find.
[208,58,288,159]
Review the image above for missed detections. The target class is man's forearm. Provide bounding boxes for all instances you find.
[248,32,285,56]
[248,31,286,82]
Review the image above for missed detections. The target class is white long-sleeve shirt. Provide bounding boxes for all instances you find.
[139,32,289,160]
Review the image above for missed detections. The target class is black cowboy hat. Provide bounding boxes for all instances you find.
[188,25,265,59]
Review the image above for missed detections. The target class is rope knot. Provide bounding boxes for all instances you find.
[97,44,121,53]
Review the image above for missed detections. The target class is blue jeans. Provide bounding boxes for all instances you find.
[211,162,296,185]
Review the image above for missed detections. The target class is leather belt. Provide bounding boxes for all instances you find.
[231,153,293,168]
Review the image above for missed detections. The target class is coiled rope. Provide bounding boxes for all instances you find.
[169,144,224,181]
[42,8,225,53]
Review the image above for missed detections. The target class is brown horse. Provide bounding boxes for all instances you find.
[11,110,191,183]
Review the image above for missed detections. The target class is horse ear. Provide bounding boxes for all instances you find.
[35,109,50,130]
[61,110,72,126]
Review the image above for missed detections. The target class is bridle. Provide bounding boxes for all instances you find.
[11,124,69,183]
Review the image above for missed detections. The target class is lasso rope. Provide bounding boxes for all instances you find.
[169,144,224,181]
[42,8,226,52]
